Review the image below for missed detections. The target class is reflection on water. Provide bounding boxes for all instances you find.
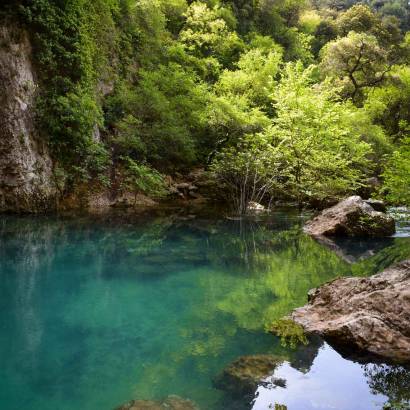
[253,344,401,410]
[0,210,409,410]
[253,344,410,410]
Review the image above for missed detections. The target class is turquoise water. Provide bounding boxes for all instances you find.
[0,210,409,410]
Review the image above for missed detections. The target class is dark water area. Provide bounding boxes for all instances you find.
[0,208,409,410]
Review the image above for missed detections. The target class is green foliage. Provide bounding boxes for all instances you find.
[270,318,308,348]
[320,31,390,102]
[3,0,407,206]
[299,9,322,34]
[179,2,245,67]
[216,47,282,108]
[336,4,403,47]
[211,62,388,211]
[381,137,410,206]
[210,133,283,214]
[107,63,210,169]
[270,63,374,204]
[160,0,188,35]
[121,157,168,199]
[18,0,121,187]
[364,65,410,142]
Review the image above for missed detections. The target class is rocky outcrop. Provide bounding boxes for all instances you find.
[304,196,395,237]
[166,169,213,202]
[292,260,410,363]
[0,21,55,212]
[115,395,199,410]
[213,355,284,398]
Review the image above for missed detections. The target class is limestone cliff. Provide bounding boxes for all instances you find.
[0,21,55,212]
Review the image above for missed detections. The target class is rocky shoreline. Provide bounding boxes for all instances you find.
[292,260,410,364]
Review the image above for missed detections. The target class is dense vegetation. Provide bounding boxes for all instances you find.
[4,0,410,212]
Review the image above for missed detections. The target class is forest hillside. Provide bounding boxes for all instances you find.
[1,0,409,212]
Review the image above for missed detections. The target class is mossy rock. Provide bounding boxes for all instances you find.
[213,354,284,398]
[115,395,199,410]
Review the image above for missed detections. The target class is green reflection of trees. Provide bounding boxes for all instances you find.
[352,237,410,277]
[364,364,410,410]
[3,214,410,409]
[175,228,351,362]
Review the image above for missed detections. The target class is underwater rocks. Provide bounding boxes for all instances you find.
[304,196,395,237]
[292,260,410,364]
[213,355,284,398]
[115,395,199,410]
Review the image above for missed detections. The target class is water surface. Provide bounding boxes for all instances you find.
[0,209,409,410]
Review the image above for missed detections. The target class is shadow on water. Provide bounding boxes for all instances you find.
[0,209,409,410]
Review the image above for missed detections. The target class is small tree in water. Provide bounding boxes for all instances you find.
[210,133,285,215]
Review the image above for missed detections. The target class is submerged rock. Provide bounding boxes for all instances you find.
[292,260,410,363]
[116,395,199,410]
[213,355,283,398]
[304,196,395,237]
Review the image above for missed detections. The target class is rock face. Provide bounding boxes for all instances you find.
[213,355,283,398]
[304,196,395,237]
[115,395,198,410]
[292,260,410,363]
[0,21,55,212]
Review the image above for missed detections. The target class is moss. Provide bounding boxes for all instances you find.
[270,318,308,349]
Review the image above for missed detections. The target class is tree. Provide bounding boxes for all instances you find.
[320,31,391,102]
[364,65,410,143]
[311,18,338,56]
[121,157,168,203]
[215,47,282,109]
[211,64,377,211]
[337,4,380,36]
[210,133,284,214]
[179,1,244,67]
[381,137,410,206]
[269,63,374,205]
[159,0,188,35]
[336,4,402,47]
[106,63,210,169]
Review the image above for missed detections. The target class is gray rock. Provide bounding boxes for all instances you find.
[0,22,56,212]
[115,395,199,410]
[304,196,395,237]
[292,260,410,363]
[175,183,191,190]
[248,201,266,213]
[364,199,387,213]
[213,355,283,397]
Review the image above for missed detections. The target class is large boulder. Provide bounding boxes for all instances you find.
[116,395,198,410]
[292,260,410,363]
[304,196,395,237]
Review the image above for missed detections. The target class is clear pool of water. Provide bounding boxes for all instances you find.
[0,209,409,410]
